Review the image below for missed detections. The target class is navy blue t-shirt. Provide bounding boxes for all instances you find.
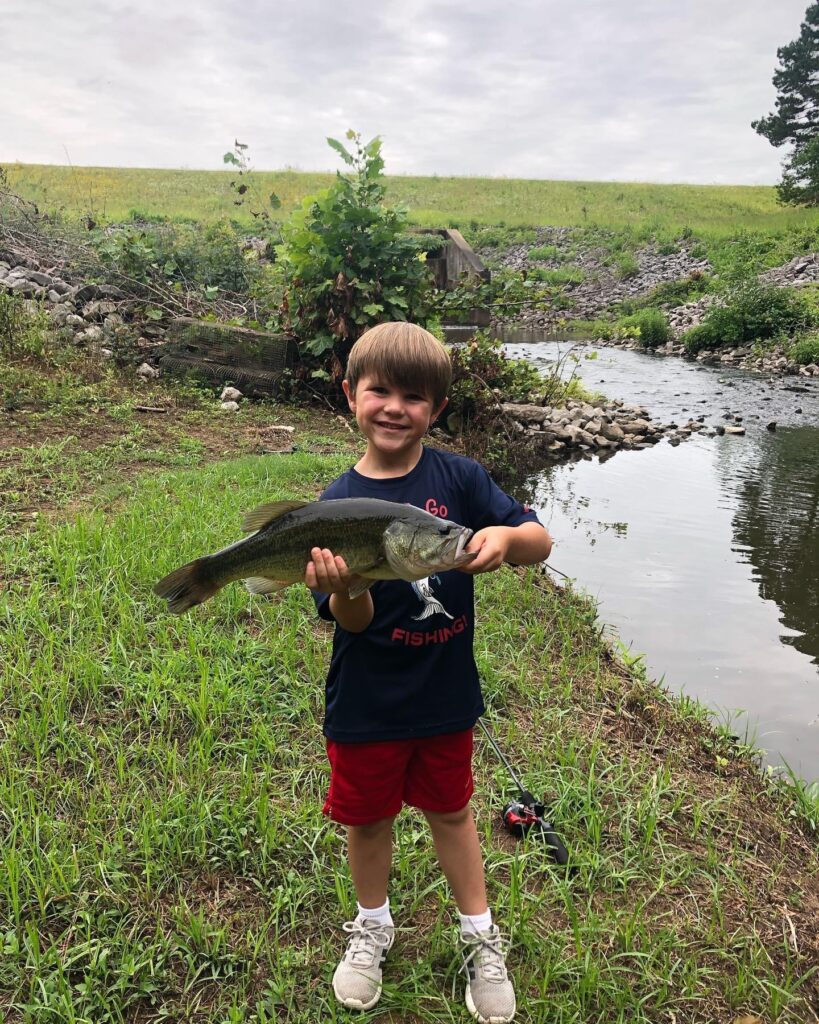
[313,446,542,742]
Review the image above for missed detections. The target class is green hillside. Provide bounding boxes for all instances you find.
[6,162,819,235]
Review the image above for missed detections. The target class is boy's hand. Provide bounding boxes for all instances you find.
[305,547,355,594]
[457,527,512,575]
[458,522,552,575]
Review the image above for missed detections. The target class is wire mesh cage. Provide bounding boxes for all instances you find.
[156,318,298,394]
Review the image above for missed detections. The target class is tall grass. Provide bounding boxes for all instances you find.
[1,451,816,1022]
[8,163,819,235]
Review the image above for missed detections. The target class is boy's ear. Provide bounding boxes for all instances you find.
[342,379,355,409]
[432,396,448,422]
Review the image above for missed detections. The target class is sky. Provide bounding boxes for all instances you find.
[1,0,811,185]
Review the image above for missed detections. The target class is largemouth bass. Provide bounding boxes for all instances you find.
[153,497,476,615]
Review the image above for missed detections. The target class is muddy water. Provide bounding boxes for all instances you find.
[503,333,819,784]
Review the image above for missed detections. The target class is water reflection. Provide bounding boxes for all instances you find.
[725,427,819,665]
[505,340,819,781]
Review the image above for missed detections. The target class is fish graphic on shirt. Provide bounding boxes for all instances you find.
[411,575,454,621]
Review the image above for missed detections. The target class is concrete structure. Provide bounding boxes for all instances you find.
[418,228,491,327]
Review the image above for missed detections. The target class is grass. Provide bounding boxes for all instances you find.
[9,163,819,236]
[0,351,353,533]
[1,351,818,1021]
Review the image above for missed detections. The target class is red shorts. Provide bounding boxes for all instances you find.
[324,729,474,826]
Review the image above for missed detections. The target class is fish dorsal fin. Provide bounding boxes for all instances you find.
[241,500,308,533]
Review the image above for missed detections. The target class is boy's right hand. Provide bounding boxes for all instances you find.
[304,547,355,595]
[306,547,374,632]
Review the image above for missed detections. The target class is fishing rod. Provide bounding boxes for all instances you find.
[477,717,570,866]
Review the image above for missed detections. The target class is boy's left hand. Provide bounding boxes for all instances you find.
[457,527,512,575]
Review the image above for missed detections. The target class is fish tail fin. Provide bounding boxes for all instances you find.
[413,598,452,621]
[153,559,220,614]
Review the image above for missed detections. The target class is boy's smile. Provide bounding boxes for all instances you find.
[343,375,448,472]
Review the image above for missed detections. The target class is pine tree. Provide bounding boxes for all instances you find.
[753,3,819,205]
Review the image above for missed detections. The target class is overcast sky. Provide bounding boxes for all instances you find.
[1,0,810,184]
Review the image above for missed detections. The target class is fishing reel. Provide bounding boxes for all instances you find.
[502,795,547,838]
[477,717,570,866]
[501,791,570,865]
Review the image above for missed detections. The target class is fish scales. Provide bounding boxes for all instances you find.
[153,496,476,614]
[214,508,396,584]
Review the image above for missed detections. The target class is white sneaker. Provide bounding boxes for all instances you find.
[460,925,516,1023]
[332,918,395,1010]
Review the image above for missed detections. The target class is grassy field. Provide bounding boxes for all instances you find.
[1,353,818,1022]
[8,162,819,236]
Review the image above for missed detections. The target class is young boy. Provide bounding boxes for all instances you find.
[303,322,552,1024]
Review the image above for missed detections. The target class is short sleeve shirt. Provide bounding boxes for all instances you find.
[313,446,542,742]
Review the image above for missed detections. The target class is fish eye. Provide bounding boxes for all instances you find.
[438,524,453,535]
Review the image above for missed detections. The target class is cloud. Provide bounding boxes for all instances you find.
[1,0,809,184]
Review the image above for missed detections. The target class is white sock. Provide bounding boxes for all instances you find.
[356,899,393,928]
[459,908,493,936]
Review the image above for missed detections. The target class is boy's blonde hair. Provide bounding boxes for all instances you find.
[345,322,451,409]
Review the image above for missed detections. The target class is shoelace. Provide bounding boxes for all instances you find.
[341,920,391,969]
[460,928,510,984]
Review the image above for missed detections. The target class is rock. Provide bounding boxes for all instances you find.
[600,421,625,442]
[220,386,244,402]
[78,325,104,344]
[82,299,120,321]
[715,425,726,435]
[620,419,650,435]
[766,421,777,431]
[724,425,746,435]
[49,304,73,327]
[136,362,160,380]
[72,283,126,303]
[25,270,55,288]
[220,400,240,412]
[65,314,85,328]
[501,402,552,425]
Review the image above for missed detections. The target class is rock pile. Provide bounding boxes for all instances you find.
[0,258,156,354]
[581,333,819,377]
[484,227,711,329]
[759,253,819,288]
[501,397,719,457]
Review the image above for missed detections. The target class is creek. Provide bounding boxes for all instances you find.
[501,330,819,784]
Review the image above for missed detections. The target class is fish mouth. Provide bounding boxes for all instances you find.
[454,528,474,563]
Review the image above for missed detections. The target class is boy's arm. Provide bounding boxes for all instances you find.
[458,521,552,575]
[305,547,374,632]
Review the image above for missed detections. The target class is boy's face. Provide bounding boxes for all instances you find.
[342,375,448,458]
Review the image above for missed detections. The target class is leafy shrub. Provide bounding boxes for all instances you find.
[0,292,51,358]
[273,132,432,369]
[448,332,542,423]
[432,267,554,324]
[96,221,254,293]
[617,309,671,348]
[682,282,812,354]
[790,332,819,364]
